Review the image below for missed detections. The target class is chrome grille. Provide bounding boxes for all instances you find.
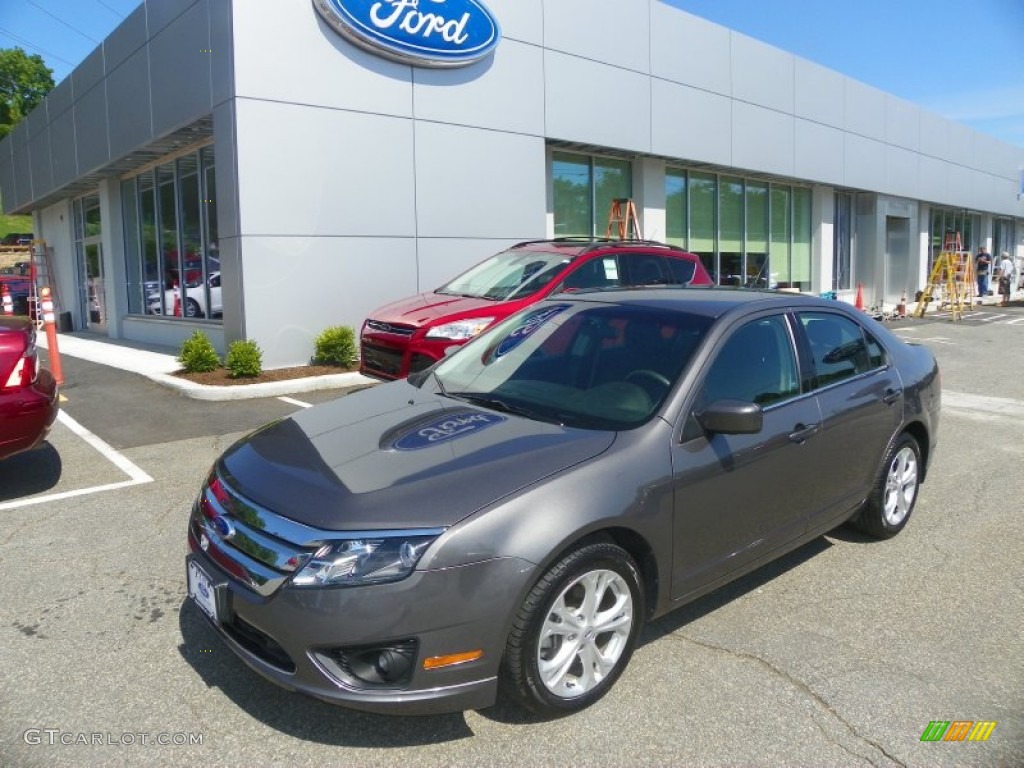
[365,319,416,336]
[191,471,324,596]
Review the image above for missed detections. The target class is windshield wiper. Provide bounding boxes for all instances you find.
[448,392,563,425]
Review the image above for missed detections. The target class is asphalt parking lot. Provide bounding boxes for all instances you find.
[1,309,1022,768]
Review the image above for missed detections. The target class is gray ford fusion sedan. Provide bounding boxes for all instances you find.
[186,288,940,717]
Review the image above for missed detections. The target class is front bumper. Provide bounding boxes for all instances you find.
[185,544,536,715]
[359,333,454,380]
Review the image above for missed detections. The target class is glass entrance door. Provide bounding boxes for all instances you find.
[84,240,105,332]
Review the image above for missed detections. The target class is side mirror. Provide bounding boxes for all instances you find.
[695,399,763,435]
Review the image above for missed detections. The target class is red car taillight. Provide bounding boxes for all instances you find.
[2,344,38,390]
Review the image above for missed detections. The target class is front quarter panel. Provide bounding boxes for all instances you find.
[420,420,676,614]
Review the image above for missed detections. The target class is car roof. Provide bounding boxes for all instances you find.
[554,286,848,319]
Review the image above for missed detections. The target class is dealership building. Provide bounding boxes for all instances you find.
[2,0,1023,367]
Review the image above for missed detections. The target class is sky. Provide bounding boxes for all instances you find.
[1,0,1022,146]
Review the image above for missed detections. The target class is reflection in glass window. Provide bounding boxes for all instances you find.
[791,187,811,291]
[833,192,853,291]
[665,169,687,249]
[719,177,743,286]
[689,172,716,281]
[800,311,879,387]
[552,151,632,237]
[122,146,219,321]
[772,186,793,288]
[701,316,799,406]
[746,181,768,287]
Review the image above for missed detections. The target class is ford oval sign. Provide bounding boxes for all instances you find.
[314,0,501,68]
[393,411,507,451]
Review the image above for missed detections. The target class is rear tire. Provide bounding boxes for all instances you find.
[502,542,643,717]
[852,433,921,539]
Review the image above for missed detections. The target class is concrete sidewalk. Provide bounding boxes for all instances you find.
[36,332,376,401]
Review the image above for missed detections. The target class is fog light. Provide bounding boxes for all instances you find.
[374,649,413,683]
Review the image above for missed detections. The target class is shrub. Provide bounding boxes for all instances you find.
[178,330,220,373]
[312,325,357,367]
[226,339,263,378]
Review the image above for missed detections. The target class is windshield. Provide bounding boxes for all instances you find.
[430,301,712,430]
[437,250,571,301]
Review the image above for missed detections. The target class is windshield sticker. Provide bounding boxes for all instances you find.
[314,0,501,68]
[603,258,618,280]
[393,411,507,451]
[494,304,571,359]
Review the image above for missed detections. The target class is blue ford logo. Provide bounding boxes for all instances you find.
[210,514,236,540]
[394,411,506,450]
[314,0,501,68]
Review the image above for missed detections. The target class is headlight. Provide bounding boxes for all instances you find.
[291,533,440,587]
[425,317,496,341]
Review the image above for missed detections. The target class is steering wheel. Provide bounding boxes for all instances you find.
[626,369,671,390]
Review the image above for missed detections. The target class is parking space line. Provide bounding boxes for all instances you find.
[0,411,153,512]
[278,396,313,409]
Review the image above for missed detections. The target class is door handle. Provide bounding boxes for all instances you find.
[788,423,819,443]
[882,388,902,405]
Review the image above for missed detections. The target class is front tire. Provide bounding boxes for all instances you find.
[852,433,921,539]
[502,542,644,717]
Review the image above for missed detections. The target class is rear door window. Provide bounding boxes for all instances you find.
[799,312,886,388]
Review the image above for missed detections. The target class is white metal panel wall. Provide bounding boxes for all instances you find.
[794,120,844,185]
[795,60,844,128]
[544,0,651,73]
[414,40,545,135]
[544,51,652,152]
[731,34,794,114]
[485,0,544,45]
[414,124,546,239]
[651,80,732,166]
[232,0,412,117]
[732,102,794,177]
[233,99,416,238]
[650,3,731,95]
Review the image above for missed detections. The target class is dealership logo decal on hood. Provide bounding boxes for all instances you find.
[314,0,501,68]
[392,410,507,450]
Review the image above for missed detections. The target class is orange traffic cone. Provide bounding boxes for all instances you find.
[897,291,907,317]
[854,283,864,311]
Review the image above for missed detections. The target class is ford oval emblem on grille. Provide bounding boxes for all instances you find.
[314,0,501,68]
[211,514,236,540]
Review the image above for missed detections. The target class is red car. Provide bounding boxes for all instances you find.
[1,316,59,461]
[360,238,713,379]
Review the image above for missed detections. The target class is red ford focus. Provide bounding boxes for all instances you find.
[360,238,713,380]
[0,316,59,462]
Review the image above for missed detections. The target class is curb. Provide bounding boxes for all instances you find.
[148,370,378,401]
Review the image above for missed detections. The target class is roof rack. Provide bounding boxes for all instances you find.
[511,237,687,253]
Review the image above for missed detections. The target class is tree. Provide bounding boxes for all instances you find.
[0,47,55,139]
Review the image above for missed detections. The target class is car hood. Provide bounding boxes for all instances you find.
[219,380,615,531]
[368,292,502,327]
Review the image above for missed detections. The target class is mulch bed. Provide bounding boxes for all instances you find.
[173,364,356,386]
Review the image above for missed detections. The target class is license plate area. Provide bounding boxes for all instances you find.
[187,559,226,624]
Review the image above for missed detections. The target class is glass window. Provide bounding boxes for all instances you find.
[689,172,716,281]
[746,181,768,287]
[799,311,877,388]
[594,158,632,237]
[122,178,142,315]
[122,145,220,321]
[791,187,811,291]
[701,315,799,406]
[719,177,743,286]
[773,186,794,289]
[553,152,591,237]
[665,169,687,249]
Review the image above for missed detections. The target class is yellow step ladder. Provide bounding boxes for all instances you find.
[913,232,974,320]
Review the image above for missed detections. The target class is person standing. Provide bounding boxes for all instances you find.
[997,251,1015,306]
[975,247,991,302]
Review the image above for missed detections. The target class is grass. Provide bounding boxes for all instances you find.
[0,213,32,239]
